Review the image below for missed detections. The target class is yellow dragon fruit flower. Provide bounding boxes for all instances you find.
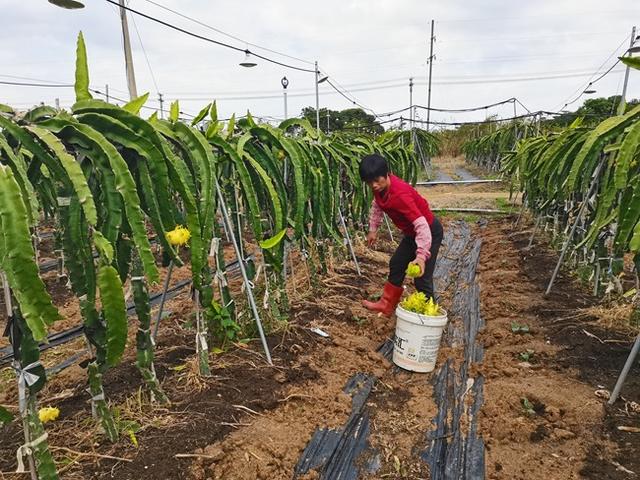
[166,225,191,247]
[38,407,60,424]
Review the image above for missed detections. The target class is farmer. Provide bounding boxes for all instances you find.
[360,153,443,317]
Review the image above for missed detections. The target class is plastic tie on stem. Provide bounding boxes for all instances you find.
[86,388,106,418]
[209,237,220,257]
[196,332,208,353]
[13,360,42,417]
[214,269,228,288]
[15,432,48,473]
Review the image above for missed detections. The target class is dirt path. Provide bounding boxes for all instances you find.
[421,155,519,211]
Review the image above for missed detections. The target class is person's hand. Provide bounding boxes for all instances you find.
[411,257,426,277]
[367,231,378,248]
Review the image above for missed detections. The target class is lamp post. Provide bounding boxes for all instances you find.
[281,76,289,120]
[49,0,138,100]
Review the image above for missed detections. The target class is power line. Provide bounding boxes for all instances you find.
[164,69,626,102]
[103,0,315,73]
[554,33,632,111]
[562,60,624,109]
[0,80,73,87]
[93,88,195,118]
[0,74,72,85]
[377,97,518,117]
[101,0,385,116]
[325,79,379,118]
[138,0,314,66]
[107,62,632,98]
[129,8,161,93]
[335,109,603,131]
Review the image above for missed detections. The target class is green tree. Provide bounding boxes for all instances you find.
[550,96,640,127]
[301,107,384,135]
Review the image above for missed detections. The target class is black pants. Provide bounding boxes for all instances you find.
[388,217,443,300]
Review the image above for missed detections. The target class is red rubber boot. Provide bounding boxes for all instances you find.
[362,282,404,317]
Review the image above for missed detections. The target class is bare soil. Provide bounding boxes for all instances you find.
[1,157,638,479]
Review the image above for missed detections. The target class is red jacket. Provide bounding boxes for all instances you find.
[373,175,434,237]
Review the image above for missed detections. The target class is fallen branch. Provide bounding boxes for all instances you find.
[247,450,263,461]
[278,393,313,403]
[51,446,132,463]
[232,404,264,416]
[582,329,605,344]
[219,421,253,428]
[175,453,222,459]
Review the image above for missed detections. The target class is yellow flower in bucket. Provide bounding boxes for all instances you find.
[38,407,60,424]
[400,292,441,316]
[166,225,191,247]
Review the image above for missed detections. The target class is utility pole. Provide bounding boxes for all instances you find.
[55,98,60,110]
[105,84,110,103]
[617,25,637,115]
[327,113,330,133]
[409,77,414,129]
[315,60,321,134]
[118,0,138,99]
[426,19,435,132]
[158,93,164,119]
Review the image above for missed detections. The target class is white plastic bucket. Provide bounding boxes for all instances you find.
[392,305,448,373]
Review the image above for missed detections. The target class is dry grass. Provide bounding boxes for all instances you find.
[585,303,639,336]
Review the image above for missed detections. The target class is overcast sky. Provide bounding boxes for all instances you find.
[2,0,640,127]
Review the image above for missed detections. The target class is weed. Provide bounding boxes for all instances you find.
[522,397,536,416]
[519,349,535,362]
[511,322,530,334]
[353,316,367,326]
[495,197,516,212]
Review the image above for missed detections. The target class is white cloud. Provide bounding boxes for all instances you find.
[1,0,639,126]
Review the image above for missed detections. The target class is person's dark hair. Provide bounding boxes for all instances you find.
[359,154,389,182]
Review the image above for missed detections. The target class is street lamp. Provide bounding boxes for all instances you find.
[583,89,597,94]
[48,0,84,9]
[281,76,289,120]
[239,50,257,68]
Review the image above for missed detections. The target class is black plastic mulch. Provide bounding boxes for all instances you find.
[296,220,487,479]
[422,225,485,480]
[294,372,380,480]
